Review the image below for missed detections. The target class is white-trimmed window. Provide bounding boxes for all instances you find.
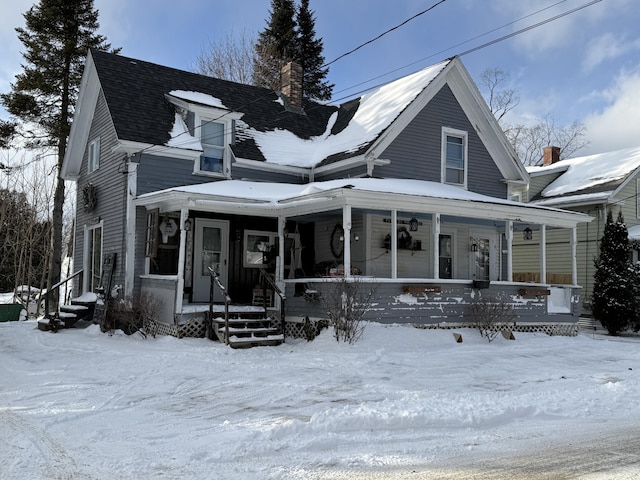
[197,118,226,176]
[441,127,467,187]
[88,137,100,173]
[244,230,276,268]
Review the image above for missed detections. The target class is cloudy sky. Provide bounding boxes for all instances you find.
[1,0,639,156]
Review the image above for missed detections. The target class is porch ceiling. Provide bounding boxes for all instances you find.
[134,178,592,229]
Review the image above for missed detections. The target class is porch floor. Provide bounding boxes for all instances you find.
[180,304,268,315]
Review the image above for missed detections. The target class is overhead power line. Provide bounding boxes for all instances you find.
[322,0,448,68]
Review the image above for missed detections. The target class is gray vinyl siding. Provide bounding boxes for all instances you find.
[73,90,126,295]
[284,280,581,326]
[376,85,507,199]
[231,164,308,184]
[315,165,368,182]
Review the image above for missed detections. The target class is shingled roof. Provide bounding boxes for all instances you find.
[87,49,450,168]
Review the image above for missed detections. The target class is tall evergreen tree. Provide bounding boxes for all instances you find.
[253,0,297,91]
[591,210,636,335]
[295,0,333,101]
[1,0,116,308]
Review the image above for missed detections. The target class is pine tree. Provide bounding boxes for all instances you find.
[295,0,333,101]
[591,210,637,335]
[1,0,117,308]
[253,0,297,91]
[253,0,333,101]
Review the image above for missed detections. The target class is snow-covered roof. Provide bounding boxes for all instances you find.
[136,178,590,229]
[528,146,640,202]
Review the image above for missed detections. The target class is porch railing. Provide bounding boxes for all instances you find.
[44,269,83,319]
[207,266,231,344]
[258,268,286,328]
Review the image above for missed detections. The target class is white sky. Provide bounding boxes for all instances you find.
[2,317,640,478]
[1,0,639,157]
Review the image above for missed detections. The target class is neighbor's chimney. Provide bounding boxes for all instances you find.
[543,146,561,166]
[280,61,303,110]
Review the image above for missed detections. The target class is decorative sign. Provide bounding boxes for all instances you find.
[159,218,178,243]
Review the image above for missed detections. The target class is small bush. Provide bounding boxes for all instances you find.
[105,292,163,338]
[466,296,515,342]
[321,278,376,344]
[302,316,329,341]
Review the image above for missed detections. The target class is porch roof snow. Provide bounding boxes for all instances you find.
[137,178,591,227]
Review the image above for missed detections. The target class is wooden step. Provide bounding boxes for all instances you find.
[227,334,284,348]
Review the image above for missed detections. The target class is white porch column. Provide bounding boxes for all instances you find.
[571,226,578,285]
[391,209,397,279]
[175,207,189,316]
[432,213,440,279]
[540,224,547,284]
[506,220,513,282]
[277,216,286,283]
[343,206,352,279]
[124,161,138,298]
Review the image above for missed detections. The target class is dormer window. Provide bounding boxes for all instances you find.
[441,127,467,188]
[199,120,225,174]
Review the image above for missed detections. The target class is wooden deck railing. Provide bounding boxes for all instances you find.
[44,270,83,319]
[258,268,286,328]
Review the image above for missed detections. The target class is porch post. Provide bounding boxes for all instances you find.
[571,226,578,285]
[343,206,352,279]
[175,208,189,316]
[540,224,547,284]
[432,213,440,279]
[124,161,137,298]
[277,216,286,283]
[391,209,397,279]
[506,220,513,282]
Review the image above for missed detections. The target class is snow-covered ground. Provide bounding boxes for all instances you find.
[1,318,640,479]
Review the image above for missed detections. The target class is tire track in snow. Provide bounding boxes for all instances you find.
[0,408,95,480]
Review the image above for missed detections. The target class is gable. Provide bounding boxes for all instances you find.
[375,84,506,197]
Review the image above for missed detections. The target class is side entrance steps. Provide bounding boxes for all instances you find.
[38,296,98,332]
[211,307,284,348]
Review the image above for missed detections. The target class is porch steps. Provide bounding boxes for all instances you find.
[212,315,284,348]
[39,296,98,331]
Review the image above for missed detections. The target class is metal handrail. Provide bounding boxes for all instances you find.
[258,268,286,332]
[44,270,84,318]
[207,266,231,344]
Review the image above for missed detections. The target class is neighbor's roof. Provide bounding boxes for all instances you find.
[527,146,640,207]
[88,49,449,169]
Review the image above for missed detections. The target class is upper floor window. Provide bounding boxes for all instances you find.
[441,127,467,187]
[198,119,226,175]
[88,137,100,173]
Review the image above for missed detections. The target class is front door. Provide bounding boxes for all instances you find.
[193,219,229,303]
[470,231,498,281]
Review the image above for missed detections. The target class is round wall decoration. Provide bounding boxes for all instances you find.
[330,223,344,258]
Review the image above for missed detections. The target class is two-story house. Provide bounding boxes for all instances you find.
[61,49,591,340]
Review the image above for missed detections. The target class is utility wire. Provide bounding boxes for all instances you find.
[322,0,448,68]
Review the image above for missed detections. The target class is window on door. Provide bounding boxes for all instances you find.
[473,237,491,281]
[439,234,453,279]
[86,224,102,292]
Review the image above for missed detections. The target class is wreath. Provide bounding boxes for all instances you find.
[82,183,97,211]
[397,226,412,249]
[330,223,344,258]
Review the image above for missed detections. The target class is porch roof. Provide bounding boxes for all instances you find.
[134,178,592,228]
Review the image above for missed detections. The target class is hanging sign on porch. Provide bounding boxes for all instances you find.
[159,217,178,243]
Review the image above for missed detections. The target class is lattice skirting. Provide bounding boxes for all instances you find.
[155,318,206,338]
[414,322,578,336]
[285,318,329,339]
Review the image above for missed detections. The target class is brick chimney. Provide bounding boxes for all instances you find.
[280,61,303,110]
[543,146,561,165]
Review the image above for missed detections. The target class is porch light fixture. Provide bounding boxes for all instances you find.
[471,243,478,252]
[409,217,418,232]
[523,227,533,240]
[184,218,192,231]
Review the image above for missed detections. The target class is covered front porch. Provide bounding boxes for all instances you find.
[133,179,591,336]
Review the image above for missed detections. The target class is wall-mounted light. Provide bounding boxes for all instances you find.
[184,218,192,231]
[523,227,533,240]
[409,217,418,232]
[471,243,478,252]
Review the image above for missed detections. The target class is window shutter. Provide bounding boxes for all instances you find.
[145,209,159,258]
